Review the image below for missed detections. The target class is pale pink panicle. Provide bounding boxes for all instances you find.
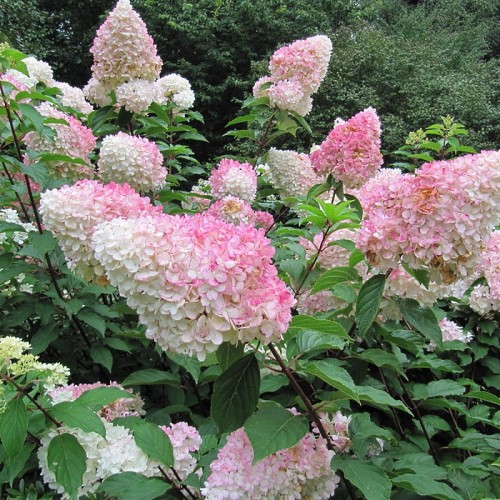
[98,132,166,192]
[209,158,257,203]
[155,73,195,110]
[24,103,96,179]
[88,0,162,98]
[478,230,500,301]
[161,422,202,480]
[469,284,500,315]
[357,151,500,282]
[54,81,94,115]
[47,382,144,421]
[39,180,161,282]
[314,412,352,453]
[207,196,274,230]
[254,35,332,116]
[0,73,29,107]
[91,212,295,360]
[297,290,345,315]
[439,318,473,344]
[3,69,36,90]
[310,107,383,188]
[114,78,156,113]
[203,425,340,499]
[267,148,323,199]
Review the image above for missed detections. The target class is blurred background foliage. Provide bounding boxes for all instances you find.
[1,0,498,160]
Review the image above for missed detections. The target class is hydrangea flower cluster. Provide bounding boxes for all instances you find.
[98,132,166,192]
[206,196,274,230]
[86,0,162,102]
[91,212,295,360]
[24,103,96,179]
[0,72,30,103]
[155,74,195,110]
[115,78,156,113]
[161,422,202,480]
[253,35,332,116]
[38,419,201,498]
[267,148,322,199]
[3,69,36,91]
[54,81,94,115]
[22,56,54,86]
[314,412,352,453]
[439,318,473,344]
[478,230,500,301]
[469,284,500,316]
[39,180,161,282]
[47,381,145,421]
[357,152,500,282]
[296,290,345,315]
[0,208,36,246]
[202,426,340,499]
[209,158,258,203]
[310,108,383,188]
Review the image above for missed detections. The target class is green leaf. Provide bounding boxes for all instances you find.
[331,456,392,500]
[48,402,106,436]
[122,369,180,387]
[47,433,86,499]
[464,391,500,406]
[77,310,106,336]
[19,162,49,187]
[76,387,135,411]
[301,360,359,402]
[244,404,308,463]
[358,349,404,375]
[260,374,289,394]
[288,315,351,340]
[0,398,28,458]
[97,472,169,500]
[357,386,411,413]
[216,342,244,372]
[18,103,44,132]
[413,380,466,399]
[355,274,386,336]
[90,345,113,372]
[296,330,346,353]
[211,353,260,433]
[311,267,360,294]
[133,421,174,467]
[395,298,442,347]
[5,443,35,485]
[392,473,463,499]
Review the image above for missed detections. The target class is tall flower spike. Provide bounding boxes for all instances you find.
[89,0,162,90]
[310,107,383,188]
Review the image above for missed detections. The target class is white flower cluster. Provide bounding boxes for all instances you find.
[22,56,54,86]
[0,208,36,245]
[267,148,322,199]
[115,78,156,113]
[155,74,195,110]
[98,132,166,192]
[469,284,500,315]
[54,81,94,115]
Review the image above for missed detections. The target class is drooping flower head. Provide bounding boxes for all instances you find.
[310,107,383,188]
[98,132,166,192]
[209,158,258,203]
[91,212,295,360]
[24,103,96,179]
[267,148,322,199]
[88,0,162,97]
[202,425,340,499]
[39,180,162,282]
[253,35,332,116]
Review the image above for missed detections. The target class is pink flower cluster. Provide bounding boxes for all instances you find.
[98,132,166,192]
[207,196,274,230]
[479,230,500,301]
[86,0,162,102]
[267,148,322,199]
[310,108,383,188]
[203,425,340,499]
[439,318,473,344]
[39,180,161,282]
[357,151,500,283]
[91,212,295,360]
[47,381,144,421]
[161,422,202,480]
[1,72,29,102]
[209,158,257,203]
[254,35,332,116]
[469,284,500,315]
[24,103,96,179]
